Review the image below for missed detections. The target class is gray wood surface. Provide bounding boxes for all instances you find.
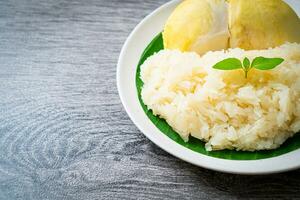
[0,0,299,199]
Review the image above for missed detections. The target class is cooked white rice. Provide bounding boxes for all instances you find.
[140,43,300,151]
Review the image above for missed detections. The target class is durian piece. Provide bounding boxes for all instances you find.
[229,0,300,50]
[163,0,229,55]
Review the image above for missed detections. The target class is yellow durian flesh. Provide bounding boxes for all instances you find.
[163,0,300,54]
[229,0,300,50]
[163,0,230,55]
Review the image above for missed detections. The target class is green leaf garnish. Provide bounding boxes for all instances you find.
[212,56,284,78]
[251,57,284,70]
[212,58,242,70]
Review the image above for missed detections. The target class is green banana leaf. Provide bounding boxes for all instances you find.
[136,33,300,160]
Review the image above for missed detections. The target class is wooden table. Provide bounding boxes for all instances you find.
[0,0,299,199]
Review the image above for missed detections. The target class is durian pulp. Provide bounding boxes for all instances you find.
[190,0,230,54]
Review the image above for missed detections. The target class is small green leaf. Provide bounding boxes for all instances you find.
[251,57,284,70]
[243,57,250,70]
[212,58,242,70]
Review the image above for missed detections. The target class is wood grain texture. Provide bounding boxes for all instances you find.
[0,0,299,199]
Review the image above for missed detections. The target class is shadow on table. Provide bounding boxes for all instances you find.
[202,169,300,198]
[184,158,300,199]
[148,142,300,199]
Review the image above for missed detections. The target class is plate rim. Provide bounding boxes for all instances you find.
[117,0,300,174]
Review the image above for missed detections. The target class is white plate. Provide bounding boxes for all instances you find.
[117,0,300,174]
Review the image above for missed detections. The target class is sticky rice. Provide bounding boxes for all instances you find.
[140,43,300,151]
